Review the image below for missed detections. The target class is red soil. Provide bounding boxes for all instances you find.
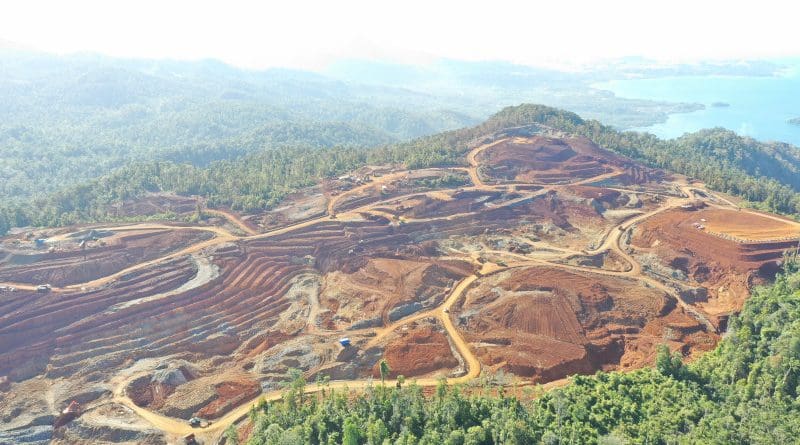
[699,208,800,241]
[454,266,711,382]
[0,229,212,286]
[195,380,261,419]
[476,136,654,185]
[375,324,459,378]
[631,207,792,318]
[1,134,792,430]
[320,257,469,329]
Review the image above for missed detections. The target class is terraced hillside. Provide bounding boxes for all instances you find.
[1,127,798,445]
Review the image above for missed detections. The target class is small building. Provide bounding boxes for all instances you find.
[184,433,198,445]
[339,337,351,347]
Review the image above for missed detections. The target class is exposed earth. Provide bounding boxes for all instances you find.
[2,129,798,444]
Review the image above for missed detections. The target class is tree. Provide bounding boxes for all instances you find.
[379,359,390,386]
[224,424,239,445]
[464,425,489,445]
[655,344,686,379]
[366,418,389,445]
[342,418,362,445]
[445,430,465,445]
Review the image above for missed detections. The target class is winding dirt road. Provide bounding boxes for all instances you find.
[202,209,258,236]
[2,136,763,443]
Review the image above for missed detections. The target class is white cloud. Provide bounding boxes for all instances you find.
[1,0,798,69]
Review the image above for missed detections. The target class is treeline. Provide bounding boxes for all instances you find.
[569,122,800,215]
[0,51,485,206]
[0,145,371,231]
[471,105,800,216]
[4,104,800,234]
[240,256,800,444]
[470,105,800,216]
[345,104,800,217]
[0,103,522,231]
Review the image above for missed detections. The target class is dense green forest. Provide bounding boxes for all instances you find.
[0,52,485,203]
[1,51,739,207]
[237,255,800,444]
[3,104,799,235]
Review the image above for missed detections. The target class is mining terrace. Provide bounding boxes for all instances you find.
[1,132,798,444]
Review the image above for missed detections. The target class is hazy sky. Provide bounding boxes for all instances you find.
[2,0,798,70]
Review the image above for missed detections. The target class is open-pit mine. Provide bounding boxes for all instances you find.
[2,129,799,444]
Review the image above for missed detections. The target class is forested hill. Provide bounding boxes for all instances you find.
[244,257,800,444]
[492,105,800,215]
[2,103,799,235]
[383,103,800,215]
[1,51,733,208]
[0,51,481,203]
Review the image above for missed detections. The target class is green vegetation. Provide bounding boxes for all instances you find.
[0,50,793,236]
[395,103,800,216]
[242,254,800,444]
[0,51,483,206]
[374,103,800,217]
[0,104,583,231]
[1,52,720,210]
[3,104,800,235]
[569,117,800,216]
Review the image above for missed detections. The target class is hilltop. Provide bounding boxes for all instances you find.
[4,104,800,236]
[2,51,752,211]
[2,108,799,443]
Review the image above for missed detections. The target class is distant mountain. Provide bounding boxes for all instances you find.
[0,50,789,227]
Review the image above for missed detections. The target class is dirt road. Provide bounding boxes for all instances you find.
[7,138,774,442]
[466,139,508,188]
[113,271,483,443]
[202,209,259,236]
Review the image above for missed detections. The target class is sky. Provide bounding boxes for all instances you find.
[1,0,799,70]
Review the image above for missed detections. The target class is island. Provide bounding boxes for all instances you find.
[789,117,800,126]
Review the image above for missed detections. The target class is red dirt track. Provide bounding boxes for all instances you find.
[1,133,795,443]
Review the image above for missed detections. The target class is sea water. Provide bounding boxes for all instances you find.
[595,63,800,146]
